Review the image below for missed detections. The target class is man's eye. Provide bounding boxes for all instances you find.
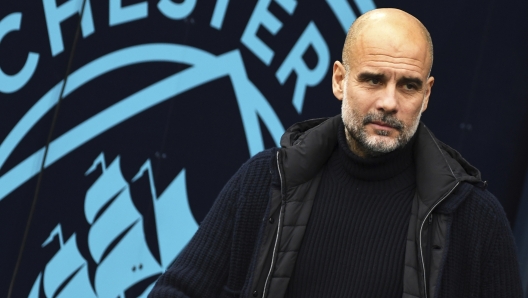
[404,83,416,90]
[369,78,380,85]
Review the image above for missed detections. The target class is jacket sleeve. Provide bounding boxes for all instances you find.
[481,199,523,298]
[148,161,247,298]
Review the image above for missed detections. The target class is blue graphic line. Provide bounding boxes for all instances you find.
[0,44,212,172]
[210,0,230,29]
[325,0,376,33]
[354,0,376,14]
[0,44,284,201]
[325,0,356,33]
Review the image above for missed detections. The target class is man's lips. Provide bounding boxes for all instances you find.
[369,121,396,130]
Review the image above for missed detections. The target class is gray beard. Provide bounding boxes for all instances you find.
[341,87,422,157]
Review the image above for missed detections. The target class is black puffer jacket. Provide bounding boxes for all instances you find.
[150,115,522,298]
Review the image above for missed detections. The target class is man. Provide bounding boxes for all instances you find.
[149,8,522,298]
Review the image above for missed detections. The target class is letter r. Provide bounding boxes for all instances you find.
[276,22,329,113]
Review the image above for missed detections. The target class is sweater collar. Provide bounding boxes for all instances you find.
[336,121,416,181]
[278,115,480,193]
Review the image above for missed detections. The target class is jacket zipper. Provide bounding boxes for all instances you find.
[262,151,285,298]
[425,214,433,283]
[418,181,459,298]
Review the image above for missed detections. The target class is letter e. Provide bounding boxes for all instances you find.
[242,0,286,65]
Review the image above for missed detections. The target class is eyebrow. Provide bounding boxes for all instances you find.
[357,72,386,82]
[399,76,423,88]
[357,72,424,89]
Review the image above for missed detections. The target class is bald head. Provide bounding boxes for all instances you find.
[342,8,433,76]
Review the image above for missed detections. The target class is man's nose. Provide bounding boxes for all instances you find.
[376,86,398,113]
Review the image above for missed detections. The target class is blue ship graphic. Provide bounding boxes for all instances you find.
[28,153,198,297]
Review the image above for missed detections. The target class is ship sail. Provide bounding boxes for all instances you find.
[133,160,198,268]
[90,157,161,296]
[85,154,128,224]
[55,265,96,298]
[40,225,96,297]
[88,187,141,264]
[94,220,161,297]
[28,153,199,297]
[153,168,197,267]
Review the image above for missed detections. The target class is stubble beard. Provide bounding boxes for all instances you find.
[341,81,423,157]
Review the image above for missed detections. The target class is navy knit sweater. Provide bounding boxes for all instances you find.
[285,125,416,297]
[149,134,522,298]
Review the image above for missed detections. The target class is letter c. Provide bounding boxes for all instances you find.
[0,13,40,94]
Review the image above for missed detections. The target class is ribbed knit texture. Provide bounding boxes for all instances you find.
[149,125,522,298]
[436,184,523,298]
[285,125,416,297]
[148,150,275,298]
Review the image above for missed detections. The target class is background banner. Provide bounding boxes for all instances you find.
[1,0,527,297]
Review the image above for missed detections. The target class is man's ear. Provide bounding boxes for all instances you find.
[421,76,434,112]
[332,61,346,101]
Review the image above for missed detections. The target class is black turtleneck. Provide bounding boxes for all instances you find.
[285,122,416,298]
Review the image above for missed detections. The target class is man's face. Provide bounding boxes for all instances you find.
[332,23,434,157]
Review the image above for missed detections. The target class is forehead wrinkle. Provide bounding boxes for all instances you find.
[356,62,425,77]
[350,47,429,76]
[362,42,427,58]
[351,38,429,68]
[359,56,426,71]
[364,53,423,64]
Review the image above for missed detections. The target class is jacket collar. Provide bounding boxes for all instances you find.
[279,115,482,211]
[279,116,340,189]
